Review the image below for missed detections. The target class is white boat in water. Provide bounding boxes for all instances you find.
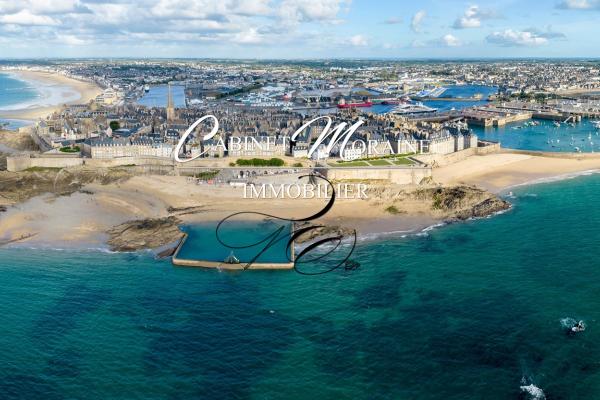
[391,103,437,115]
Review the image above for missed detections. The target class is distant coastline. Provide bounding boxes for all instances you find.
[0,70,102,124]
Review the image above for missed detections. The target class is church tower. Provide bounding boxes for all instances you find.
[166,82,175,122]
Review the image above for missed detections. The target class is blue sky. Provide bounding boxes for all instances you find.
[0,0,599,58]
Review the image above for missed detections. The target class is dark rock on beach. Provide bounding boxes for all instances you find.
[106,216,185,252]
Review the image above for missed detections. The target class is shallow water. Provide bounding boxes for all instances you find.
[2,174,600,398]
[178,221,292,263]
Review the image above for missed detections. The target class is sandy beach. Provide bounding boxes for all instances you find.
[0,70,102,122]
[435,152,600,192]
[3,151,600,249]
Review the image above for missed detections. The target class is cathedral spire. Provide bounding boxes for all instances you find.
[167,82,175,121]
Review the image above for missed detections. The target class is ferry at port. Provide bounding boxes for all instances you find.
[416,86,447,98]
[391,102,438,115]
[337,98,373,109]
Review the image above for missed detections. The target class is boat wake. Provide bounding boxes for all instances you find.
[560,317,578,329]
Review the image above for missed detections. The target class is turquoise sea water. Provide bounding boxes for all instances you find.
[3,174,600,398]
[178,221,292,263]
[0,73,39,109]
[476,119,600,152]
[0,72,38,128]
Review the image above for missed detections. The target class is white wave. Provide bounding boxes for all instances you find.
[357,229,415,242]
[560,317,577,329]
[505,169,600,191]
[0,73,81,111]
[520,384,546,400]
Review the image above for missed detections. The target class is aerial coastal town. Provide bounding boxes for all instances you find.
[4,59,600,255]
[4,60,600,179]
[6,0,600,394]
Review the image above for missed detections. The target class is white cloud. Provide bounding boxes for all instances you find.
[0,9,59,25]
[453,5,499,29]
[0,0,87,14]
[232,27,265,44]
[349,34,367,46]
[234,0,272,16]
[486,29,549,46]
[441,33,461,47]
[0,0,354,54]
[410,10,426,33]
[55,33,89,46]
[454,5,481,28]
[279,0,350,25]
[557,0,600,9]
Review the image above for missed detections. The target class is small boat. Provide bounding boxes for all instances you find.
[554,121,561,127]
[224,251,240,264]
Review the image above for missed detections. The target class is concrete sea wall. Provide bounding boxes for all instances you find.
[324,166,432,185]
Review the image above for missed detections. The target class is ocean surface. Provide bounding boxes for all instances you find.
[2,173,600,399]
[476,119,600,153]
[0,72,38,128]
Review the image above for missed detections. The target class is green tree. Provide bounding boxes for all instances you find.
[109,121,120,131]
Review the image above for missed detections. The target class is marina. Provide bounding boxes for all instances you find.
[475,119,600,152]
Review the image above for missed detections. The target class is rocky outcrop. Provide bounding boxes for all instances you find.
[0,168,133,204]
[458,196,511,220]
[106,216,185,252]
[376,184,511,222]
[293,223,355,244]
[427,185,511,220]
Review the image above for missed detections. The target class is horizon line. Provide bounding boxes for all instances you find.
[2,57,600,62]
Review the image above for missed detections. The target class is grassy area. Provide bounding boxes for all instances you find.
[392,158,414,165]
[236,158,285,167]
[330,155,414,167]
[59,146,80,153]
[195,170,220,180]
[385,205,401,214]
[331,161,369,167]
[24,166,62,172]
[369,159,392,166]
